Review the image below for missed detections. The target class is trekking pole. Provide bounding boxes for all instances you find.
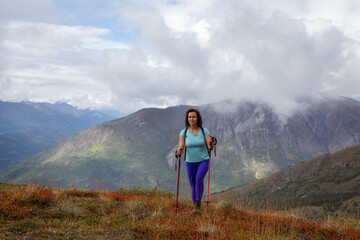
[175,150,182,214]
[206,142,212,207]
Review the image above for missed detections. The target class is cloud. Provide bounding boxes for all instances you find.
[0,20,115,108]
[0,0,360,114]
[207,8,348,114]
[0,0,126,109]
[102,0,360,115]
[0,0,58,23]
[0,21,9,97]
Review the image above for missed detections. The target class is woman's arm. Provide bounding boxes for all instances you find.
[177,135,185,155]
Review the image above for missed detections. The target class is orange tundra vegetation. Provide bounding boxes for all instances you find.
[0,182,359,239]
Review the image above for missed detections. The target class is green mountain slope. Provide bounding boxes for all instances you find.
[0,106,188,191]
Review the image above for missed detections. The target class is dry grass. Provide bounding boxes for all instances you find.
[0,182,359,239]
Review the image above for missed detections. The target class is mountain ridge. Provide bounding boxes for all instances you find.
[1,96,360,193]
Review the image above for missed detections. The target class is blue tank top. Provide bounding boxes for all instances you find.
[180,127,210,162]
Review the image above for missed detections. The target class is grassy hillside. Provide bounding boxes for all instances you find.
[212,144,360,220]
[0,183,359,239]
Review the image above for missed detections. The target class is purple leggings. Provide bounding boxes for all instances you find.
[186,159,209,204]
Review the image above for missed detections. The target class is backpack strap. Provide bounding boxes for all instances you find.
[201,127,217,157]
[200,127,211,157]
[183,127,188,161]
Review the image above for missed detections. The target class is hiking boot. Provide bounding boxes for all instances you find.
[195,200,201,210]
[192,200,201,214]
[192,209,201,215]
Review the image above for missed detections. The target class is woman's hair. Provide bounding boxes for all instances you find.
[185,108,203,128]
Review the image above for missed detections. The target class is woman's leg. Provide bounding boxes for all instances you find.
[186,161,199,204]
[195,159,209,202]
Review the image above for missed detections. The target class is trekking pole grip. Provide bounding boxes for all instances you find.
[175,150,182,158]
[175,149,183,170]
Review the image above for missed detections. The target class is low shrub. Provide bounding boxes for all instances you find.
[0,191,32,219]
[27,187,56,206]
[64,189,99,198]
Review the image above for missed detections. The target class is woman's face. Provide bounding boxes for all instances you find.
[188,111,198,127]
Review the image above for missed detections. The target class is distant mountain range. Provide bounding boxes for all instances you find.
[212,144,360,220]
[1,96,360,194]
[0,101,118,168]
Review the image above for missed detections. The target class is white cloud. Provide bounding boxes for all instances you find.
[101,0,360,114]
[0,0,58,23]
[0,20,120,109]
[0,0,360,114]
[305,1,360,36]
[82,37,130,50]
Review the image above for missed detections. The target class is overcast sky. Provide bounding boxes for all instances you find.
[0,0,360,114]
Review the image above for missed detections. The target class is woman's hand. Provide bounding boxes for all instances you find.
[206,134,213,150]
[177,147,184,156]
[177,135,185,156]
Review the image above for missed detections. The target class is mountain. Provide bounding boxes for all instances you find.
[0,101,116,168]
[212,144,360,219]
[1,96,360,193]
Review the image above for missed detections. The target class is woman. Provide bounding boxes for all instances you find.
[177,108,213,212]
